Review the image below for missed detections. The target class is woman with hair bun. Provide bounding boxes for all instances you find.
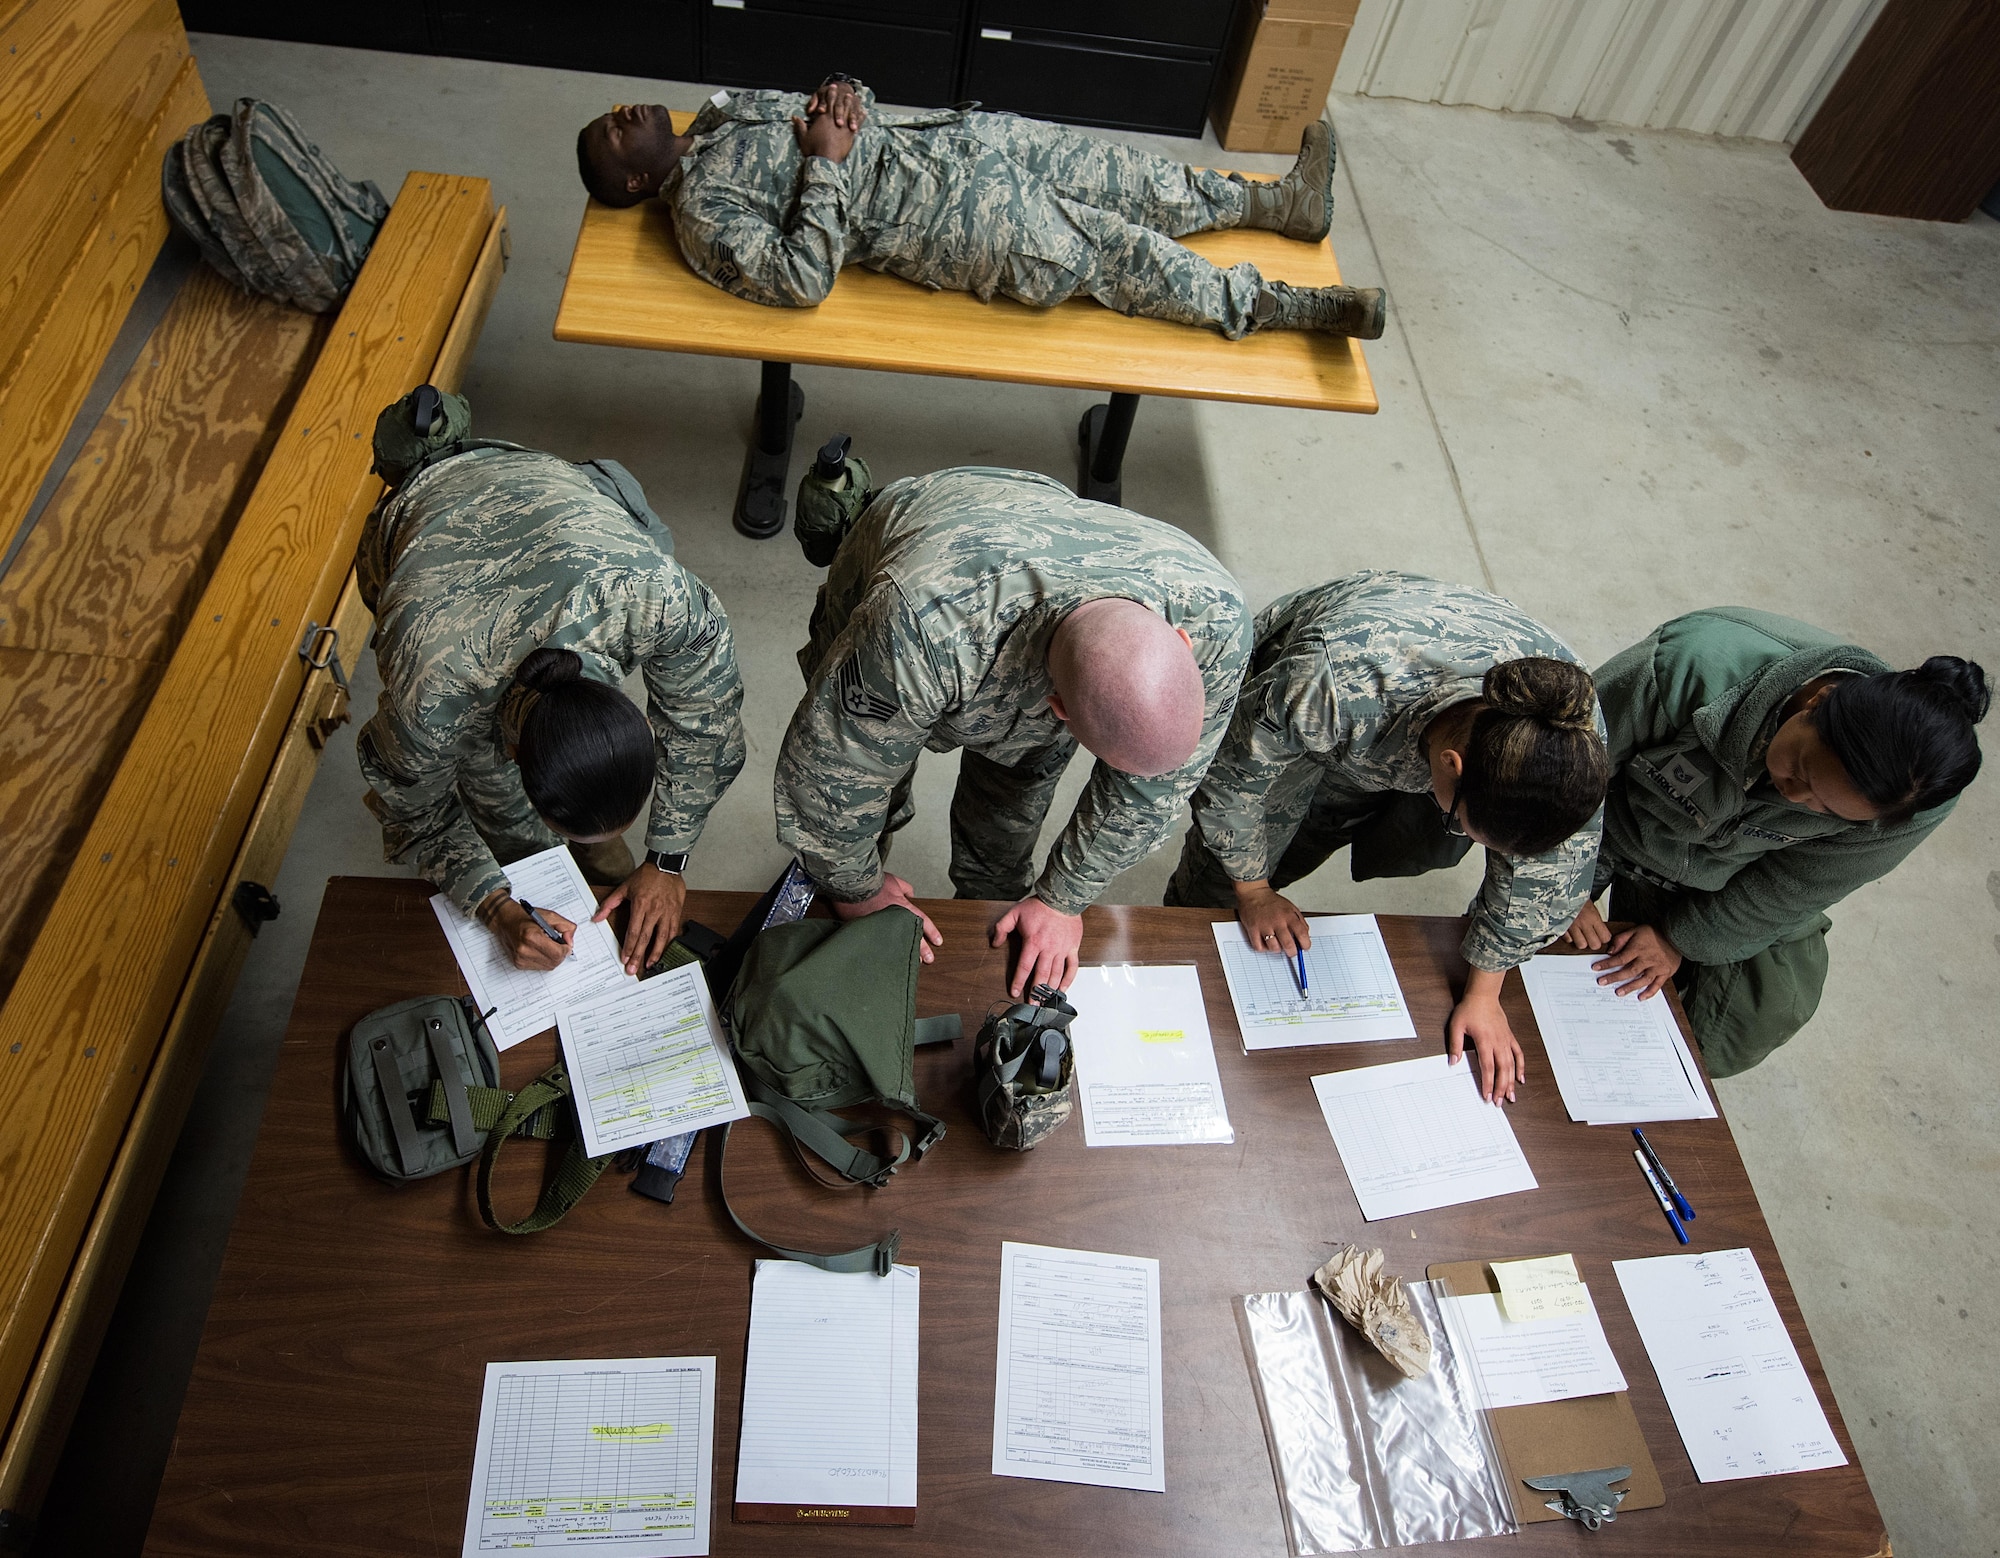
[358,386,745,976]
[1567,609,1986,1075]
[1168,571,1611,1104]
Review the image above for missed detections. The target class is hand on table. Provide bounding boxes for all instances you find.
[1592,923,1682,999]
[593,864,687,975]
[1562,899,1612,951]
[992,895,1082,998]
[1447,968,1524,1104]
[485,897,574,973]
[832,873,943,962]
[1234,879,1312,958]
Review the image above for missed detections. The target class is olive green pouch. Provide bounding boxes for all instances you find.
[342,994,503,1181]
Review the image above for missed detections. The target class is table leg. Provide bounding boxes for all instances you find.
[1076,392,1141,507]
[734,360,804,539]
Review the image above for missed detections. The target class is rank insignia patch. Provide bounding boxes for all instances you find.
[837,655,899,721]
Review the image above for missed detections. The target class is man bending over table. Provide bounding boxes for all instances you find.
[775,464,1251,998]
[576,77,1384,341]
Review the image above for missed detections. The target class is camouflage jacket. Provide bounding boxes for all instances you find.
[776,467,1251,914]
[1188,572,1605,972]
[665,85,1047,306]
[357,445,745,913]
[1596,608,1947,965]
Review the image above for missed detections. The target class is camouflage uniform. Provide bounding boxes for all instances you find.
[357,445,745,915]
[665,85,1268,337]
[1166,572,1605,972]
[776,467,1251,910]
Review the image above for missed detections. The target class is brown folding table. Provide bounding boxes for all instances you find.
[144,881,1888,1556]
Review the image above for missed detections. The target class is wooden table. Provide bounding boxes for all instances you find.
[144,881,1888,1557]
[553,113,1377,534]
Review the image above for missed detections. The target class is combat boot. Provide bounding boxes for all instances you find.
[1253,281,1386,340]
[1238,120,1335,242]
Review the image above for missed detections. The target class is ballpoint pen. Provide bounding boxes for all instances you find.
[1633,1127,1695,1220]
[1635,1148,1690,1244]
[517,900,567,946]
[1294,948,1309,998]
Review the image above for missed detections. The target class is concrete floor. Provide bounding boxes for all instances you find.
[33,36,1999,1558]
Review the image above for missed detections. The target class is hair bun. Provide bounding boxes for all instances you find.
[1482,657,1597,731]
[1912,656,1990,725]
[512,645,585,692]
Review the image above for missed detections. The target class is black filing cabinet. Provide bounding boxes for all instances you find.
[702,0,963,108]
[963,0,1237,136]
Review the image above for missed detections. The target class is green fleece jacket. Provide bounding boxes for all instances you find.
[1595,608,1952,966]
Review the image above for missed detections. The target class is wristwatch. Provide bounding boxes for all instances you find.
[646,850,689,875]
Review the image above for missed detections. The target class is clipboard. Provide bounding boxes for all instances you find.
[1428,1257,1665,1525]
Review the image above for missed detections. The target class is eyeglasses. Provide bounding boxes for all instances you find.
[1435,782,1467,839]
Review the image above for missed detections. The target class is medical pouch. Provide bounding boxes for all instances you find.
[342,994,500,1181]
[974,984,1077,1150]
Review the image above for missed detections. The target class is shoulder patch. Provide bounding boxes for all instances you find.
[836,654,900,721]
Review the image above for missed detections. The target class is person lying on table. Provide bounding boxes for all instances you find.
[356,386,745,976]
[1562,608,1987,1076]
[576,77,1385,340]
[1165,571,1611,1105]
[776,464,1250,997]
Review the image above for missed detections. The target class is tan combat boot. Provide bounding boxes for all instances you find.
[1238,120,1335,242]
[1252,281,1386,340]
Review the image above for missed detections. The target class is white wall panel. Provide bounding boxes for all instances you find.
[1332,0,1887,143]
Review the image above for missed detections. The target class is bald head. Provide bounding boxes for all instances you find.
[1048,599,1205,777]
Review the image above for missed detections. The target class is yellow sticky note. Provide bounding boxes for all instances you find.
[1492,1254,1588,1322]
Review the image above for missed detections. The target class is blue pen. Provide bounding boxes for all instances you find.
[1635,1149,1690,1244]
[1633,1128,1695,1221]
[1294,948,1309,998]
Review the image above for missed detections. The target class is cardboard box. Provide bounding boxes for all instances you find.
[1210,0,1359,154]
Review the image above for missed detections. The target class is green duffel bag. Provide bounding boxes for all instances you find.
[721,907,960,1275]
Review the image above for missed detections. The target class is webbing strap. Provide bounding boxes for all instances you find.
[426,1082,558,1139]
[739,1072,904,1186]
[717,1119,899,1276]
[476,1062,609,1235]
[424,1016,479,1157]
[368,1036,424,1176]
[914,1013,962,1046]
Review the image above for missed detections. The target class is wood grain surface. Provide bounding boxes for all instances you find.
[0,0,155,178]
[0,173,492,1437]
[0,0,184,380]
[0,266,329,662]
[146,881,1886,1558]
[554,112,1376,413]
[1790,0,2000,221]
[0,51,206,559]
[0,646,159,1002]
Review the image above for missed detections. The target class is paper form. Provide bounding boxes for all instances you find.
[1492,1253,1588,1320]
[1068,964,1234,1147]
[460,1354,715,1556]
[1614,1248,1846,1482]
[1438,1288,1626,1410]
[1309,1054,1538,1220]
[992,1242,1165,1492]
[1520,954,1717,1124]
[1210,915,1418,1049]
[735,1261,919,1523]
[557,962,748,1159]
[432,844,633,1050]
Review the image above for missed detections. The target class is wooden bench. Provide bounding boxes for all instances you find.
[554,109,1377,532]
[0,1,508,1536]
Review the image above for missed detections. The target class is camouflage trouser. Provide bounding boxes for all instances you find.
[1607,877,1830,1079]
[876,738,1077,902]
[1166,762,1470,906]
[955,112,1266,338]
